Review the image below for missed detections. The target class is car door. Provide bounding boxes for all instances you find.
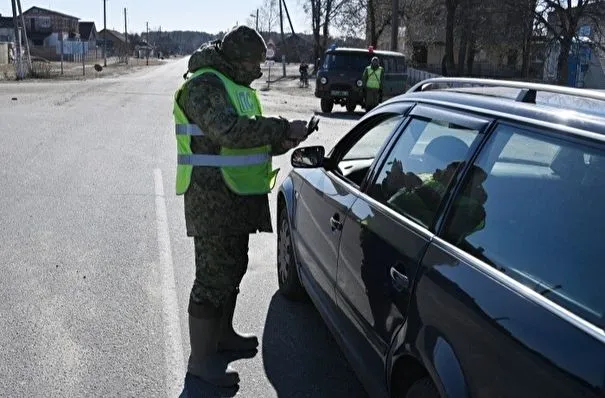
[335,105,491,393]
[292,111,409,311]
[412,122,605,397]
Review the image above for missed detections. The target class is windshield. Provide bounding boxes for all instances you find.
[323,52,370,72]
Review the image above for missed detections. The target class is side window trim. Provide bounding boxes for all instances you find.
[410,104,492,131]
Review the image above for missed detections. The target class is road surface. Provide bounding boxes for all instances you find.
[0,58,368,398]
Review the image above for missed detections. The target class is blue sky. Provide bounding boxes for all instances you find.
[0,0,311,35]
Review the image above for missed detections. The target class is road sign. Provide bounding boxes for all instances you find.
[265,60,275,67]
[266,48,275,59]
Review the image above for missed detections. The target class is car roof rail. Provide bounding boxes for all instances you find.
[409,77,605,105]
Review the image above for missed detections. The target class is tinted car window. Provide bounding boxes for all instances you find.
[336,115,404,187]
[368,117,480,228]
[443,124,605,328]
[342,115,403,161]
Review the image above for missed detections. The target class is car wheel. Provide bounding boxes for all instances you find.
[346,101,356,113]
[277,206,306,301]
[405,378,439,398]
[321,98,334,113]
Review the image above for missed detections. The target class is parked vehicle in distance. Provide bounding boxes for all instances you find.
[315,45,407,114]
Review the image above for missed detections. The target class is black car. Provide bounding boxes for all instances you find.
[276,78,605,398]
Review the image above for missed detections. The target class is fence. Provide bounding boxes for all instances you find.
[407,67,442,86]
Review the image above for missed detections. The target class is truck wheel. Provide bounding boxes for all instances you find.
[321,98,334,113]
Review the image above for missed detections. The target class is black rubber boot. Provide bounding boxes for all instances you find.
[217,292,259,353]
[187,314,240,388]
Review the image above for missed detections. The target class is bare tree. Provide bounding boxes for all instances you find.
[258,0,279,35]
[535,0,605,85]
[334,0,368,39]
[302,0,348,60]
[336,0,418,48]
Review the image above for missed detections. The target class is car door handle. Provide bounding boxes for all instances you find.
[390,266,409,292]
[330,214,343,231]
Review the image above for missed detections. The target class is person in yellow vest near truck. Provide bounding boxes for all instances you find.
[362,56,384,111]
[173,26,311,394]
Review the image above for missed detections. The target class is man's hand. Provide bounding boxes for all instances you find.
[287,120,309,141]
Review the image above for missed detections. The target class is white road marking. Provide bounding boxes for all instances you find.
[154,168,186,397]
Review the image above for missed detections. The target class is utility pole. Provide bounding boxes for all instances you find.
[256,9,259,31]
[279,0,286,76]
[16,0,31,71]
[60,32,64,75]
[146,22,149,66]
[82,40,85,76]
[103,0,107,67]
[281,0,296,36]
[124,7,128,64]
[10,0,22,79]
[390,0,399,52]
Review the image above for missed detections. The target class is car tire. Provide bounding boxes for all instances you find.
[321,98,334,113]
[277,206,306,301]
[346,101,356,113]
[405,378,439,398]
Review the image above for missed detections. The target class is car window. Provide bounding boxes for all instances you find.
[335,115,404,187]
[342,115,404,161]
[443,124,605,328]
[367,117,480,229]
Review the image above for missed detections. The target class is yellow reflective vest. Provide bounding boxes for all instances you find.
[173,68,279,196]
[364,66,383,89]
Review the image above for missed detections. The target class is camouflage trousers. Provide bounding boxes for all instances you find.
[189,234,250,314]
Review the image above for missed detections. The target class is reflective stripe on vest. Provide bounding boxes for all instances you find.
[175,124,204,136]
[178,153,270,167]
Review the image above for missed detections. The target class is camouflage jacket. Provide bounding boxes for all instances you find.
[177,44,291,236]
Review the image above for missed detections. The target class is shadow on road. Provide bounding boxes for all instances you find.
[262,292,368,398]
[314,111,365,121]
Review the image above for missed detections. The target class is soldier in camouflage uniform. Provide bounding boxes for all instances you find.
[175,26,310,392]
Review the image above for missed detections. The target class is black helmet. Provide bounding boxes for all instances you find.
[221,26,267,63]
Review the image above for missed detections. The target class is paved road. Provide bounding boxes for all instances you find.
[0,59,368,397]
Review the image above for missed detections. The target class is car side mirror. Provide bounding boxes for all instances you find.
[291,146,325,168]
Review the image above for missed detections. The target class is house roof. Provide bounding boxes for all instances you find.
[99,29,126,43]
[23,6,79,20]
[0,15,13,29]
[79,22,96,40]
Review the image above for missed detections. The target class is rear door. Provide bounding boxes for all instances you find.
[413,122,605,397]
[334,105,490,392]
